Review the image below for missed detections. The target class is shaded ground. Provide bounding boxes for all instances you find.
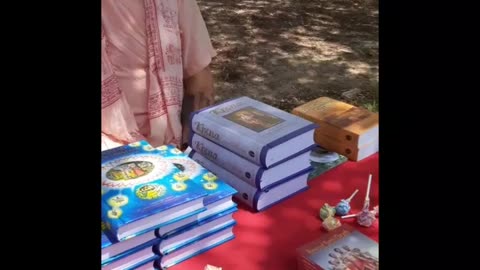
[198,0,378,112]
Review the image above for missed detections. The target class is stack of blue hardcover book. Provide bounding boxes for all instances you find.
[101,141,237,269]
[188,96,318,212]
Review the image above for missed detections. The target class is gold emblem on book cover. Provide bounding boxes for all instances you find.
[135,184,166,200]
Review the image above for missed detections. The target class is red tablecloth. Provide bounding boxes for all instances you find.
[171,154,379,270]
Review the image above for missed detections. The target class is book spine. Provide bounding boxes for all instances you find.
[190,134,260,187]
[191,152,258,210]
[191,112,264,166]
[293,110,360,146]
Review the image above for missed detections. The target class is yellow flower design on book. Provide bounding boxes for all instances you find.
[135,184,166,200]
[129,142,141,147]
[203,182,218,190]
[143,145,155,151]
[172,182,187,191]
[107,208,123,219]
[202,172,217,182]
[107,195,129,208]
[173,172,189,182]
[170,148,183,155]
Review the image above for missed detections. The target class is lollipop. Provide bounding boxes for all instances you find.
[362,174,373,210]
[322,216,342,231]
[335,189,359,216]
[357,208,376,227]
[340,213,358,219]
[356,174,376,227]
[341,206,378,220]
[319,203,336,220]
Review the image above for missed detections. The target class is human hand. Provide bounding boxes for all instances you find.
[184,66,215,111]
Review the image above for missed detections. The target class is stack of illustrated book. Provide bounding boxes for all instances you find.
[101,141,238,269]
[188,96,318,212]
[292,97,378,162]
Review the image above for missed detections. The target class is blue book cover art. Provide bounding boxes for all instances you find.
[190,96,318,167]
[156,145,237,206]
[101,141,208,240]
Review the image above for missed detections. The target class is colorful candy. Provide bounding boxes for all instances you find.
[355,174,376,227]
[335,189,359,216]
[319,203,336,220]
[356,208,376,227]
[322,216,342,231]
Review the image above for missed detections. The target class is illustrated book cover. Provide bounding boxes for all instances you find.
[101,141,207,241]
[156,144,237,207]
[297,225,379,270]
[190,96,317,168]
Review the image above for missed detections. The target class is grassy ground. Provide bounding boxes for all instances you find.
[198,0,378,112]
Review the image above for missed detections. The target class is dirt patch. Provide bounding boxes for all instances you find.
[198,0,378,112]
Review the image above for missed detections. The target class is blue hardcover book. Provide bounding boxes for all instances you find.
[156,206,237,255]
[102,237,160,267]
[154,226,235,269]
[190,133,316,190]
[101,141,207,241]
[101,225,157,266]
[132,257,158,270]
[101,231,112,263]
[102,247,159,270]
[190,96,318,168]
[191,152,311,212]
[102,231,111,249]
[156,144,238,220]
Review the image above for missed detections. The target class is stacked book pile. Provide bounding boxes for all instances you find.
[188,96,318,212]
[101,141,238,269]
[292,97,378,162]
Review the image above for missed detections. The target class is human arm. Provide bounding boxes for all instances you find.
[178,0,217,146]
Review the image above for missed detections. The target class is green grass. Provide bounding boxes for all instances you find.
[362,80,378,112]
[363,99,378,112]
